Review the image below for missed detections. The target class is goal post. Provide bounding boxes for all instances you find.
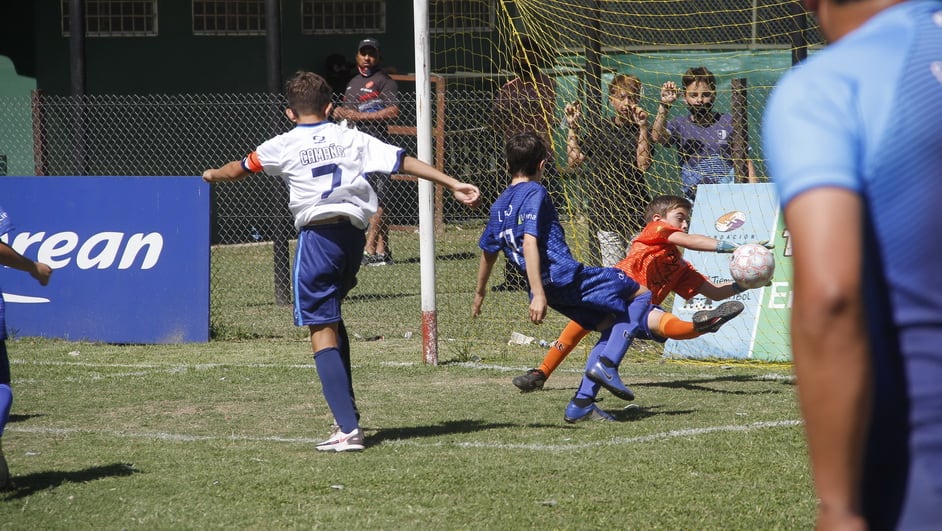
[412,0,819,362]
[415,0,440,364]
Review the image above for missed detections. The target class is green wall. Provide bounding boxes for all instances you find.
[0,56,37,176]
[31,1,498,95]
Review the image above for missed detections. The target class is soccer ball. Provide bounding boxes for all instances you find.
[729,243,775,289]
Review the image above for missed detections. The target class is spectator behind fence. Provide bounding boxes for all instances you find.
[203,71,480,452]
[491,35,559,291]
[322,52,354,99]
[564,73,652,267]
[651,66,756,201]
[333,38,399,267]
[763,0,942,528]
[0,204,53,487]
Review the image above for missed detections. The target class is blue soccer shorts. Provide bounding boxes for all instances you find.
[545,265,641,331]
[293,220,366,327]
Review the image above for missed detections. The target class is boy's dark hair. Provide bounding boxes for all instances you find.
[645,194,692,222]
[505,132,548,177]
[682,66,716,92]
[284,71,332,116]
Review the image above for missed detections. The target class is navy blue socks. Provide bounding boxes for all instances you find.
[313,347,359,433]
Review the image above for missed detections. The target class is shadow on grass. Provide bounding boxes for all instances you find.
[8,414,44,424]
[606,404,696,422]
[634,374,790,395]
[2,463,139,500]
[365,419,558,448]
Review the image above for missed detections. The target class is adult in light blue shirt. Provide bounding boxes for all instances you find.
[763,1,942,528]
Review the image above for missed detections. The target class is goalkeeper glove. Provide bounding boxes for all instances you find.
[715,241,738,253]
[716,240,775,253]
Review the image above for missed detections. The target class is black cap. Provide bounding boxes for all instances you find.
[358,38,380,52]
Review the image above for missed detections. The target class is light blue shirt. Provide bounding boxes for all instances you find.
[763,2,942,527]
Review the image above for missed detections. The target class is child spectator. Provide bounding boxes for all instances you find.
[203,71,480,451]
[513,194,765,393]
[473,134,740,421]
[564,73,652,266]
[651,67,756,201]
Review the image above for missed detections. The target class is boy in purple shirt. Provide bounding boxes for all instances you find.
[651,66,756,200]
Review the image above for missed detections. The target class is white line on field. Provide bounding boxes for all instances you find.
[381,361,794,381]
[12,360,317,370]
[12,359,792,387]
[8,425,321,444]
[11,360,319,383]
[7,419,801,450]
[424,419,804,451]
[14,359,574,375]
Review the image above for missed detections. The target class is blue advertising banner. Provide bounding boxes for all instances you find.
[0,176,210,343]
[664,183,791,360]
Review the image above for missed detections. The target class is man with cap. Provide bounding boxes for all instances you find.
[334,38,400,266]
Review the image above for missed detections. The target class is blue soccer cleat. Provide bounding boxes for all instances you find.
[564,400,615,423]
[586,358,636,401]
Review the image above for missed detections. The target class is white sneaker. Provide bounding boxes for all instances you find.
[315,427,364,452]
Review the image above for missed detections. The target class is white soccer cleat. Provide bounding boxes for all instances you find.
[315,427,365,452]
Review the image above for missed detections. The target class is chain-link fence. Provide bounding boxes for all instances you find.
[0,88,548,350]
[0,80,752,351]
[0,1,823,359]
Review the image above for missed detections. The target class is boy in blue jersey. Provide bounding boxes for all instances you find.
[0,205,53,487]
[473,133,740,422]
[203,71,481,451]
[763,0,942,528]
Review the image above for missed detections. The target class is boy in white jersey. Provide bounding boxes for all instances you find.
[203,71,481,452]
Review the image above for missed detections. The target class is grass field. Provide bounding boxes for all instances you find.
[0,224,811,529]
[0,336,812,529]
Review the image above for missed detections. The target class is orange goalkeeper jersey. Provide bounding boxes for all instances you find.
[614,220,707,305]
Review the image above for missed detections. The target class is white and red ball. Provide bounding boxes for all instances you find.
[729,243,775,289]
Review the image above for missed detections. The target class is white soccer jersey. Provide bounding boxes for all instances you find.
[244,121,405,230]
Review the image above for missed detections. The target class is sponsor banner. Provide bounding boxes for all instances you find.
[0,176,210,343]
[664,183,791,361]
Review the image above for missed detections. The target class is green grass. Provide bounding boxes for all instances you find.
[0,222,809,528]
[209,220,652,348]
[0,337,812,529]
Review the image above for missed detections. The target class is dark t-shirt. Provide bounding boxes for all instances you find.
[580,116,650,237]
[341,69,398,139]
[493,73,557,146]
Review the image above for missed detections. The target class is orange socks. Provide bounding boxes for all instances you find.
[536,312,702,379]
[654,312,701,340]
[538,320,591,377]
